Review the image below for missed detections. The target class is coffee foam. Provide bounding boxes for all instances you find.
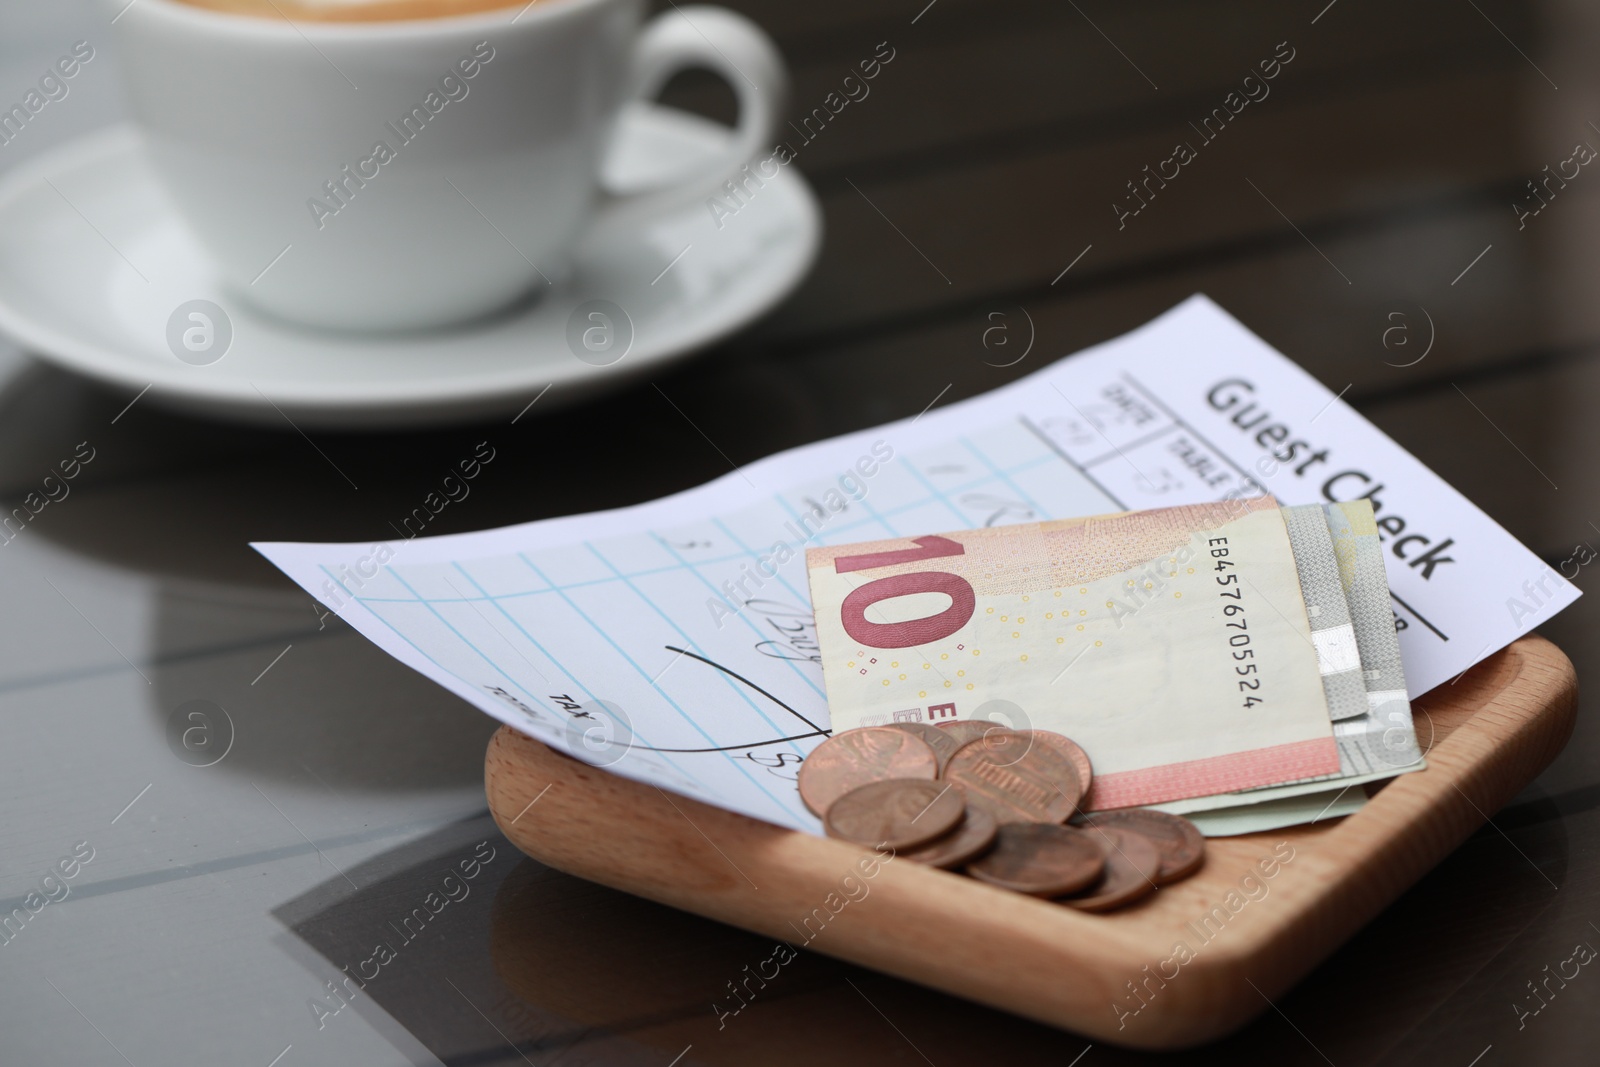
[172,0,532,21]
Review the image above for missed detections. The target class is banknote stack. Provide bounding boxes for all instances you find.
[805,495,1423,836]
[798,721,1206,910]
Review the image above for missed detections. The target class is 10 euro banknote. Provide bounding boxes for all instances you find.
[806,496,1351,808]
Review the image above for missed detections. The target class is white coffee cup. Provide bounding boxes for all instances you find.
[112,0,786,331]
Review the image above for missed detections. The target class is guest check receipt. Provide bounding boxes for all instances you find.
[256,297,1580,833]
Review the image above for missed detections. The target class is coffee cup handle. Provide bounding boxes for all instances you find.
[591,5,787,232]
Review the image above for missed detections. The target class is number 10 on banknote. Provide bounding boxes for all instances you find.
[805,497,1344,809]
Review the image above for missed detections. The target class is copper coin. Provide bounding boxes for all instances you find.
[824,779,965,849]
[1061,827,1162,911]
[1080,809,1205,884]
[798,727,938,817]
[899,802,999,869]
[886,721,963,771]
[965,823,1104,896]
[943,730,1080,823]
[1019,730,1093,812]
[935,720,1013,748]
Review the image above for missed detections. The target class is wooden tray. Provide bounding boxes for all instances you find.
[484,635,1577,1050]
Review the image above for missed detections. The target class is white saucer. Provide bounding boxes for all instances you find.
[0,106,819,428]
